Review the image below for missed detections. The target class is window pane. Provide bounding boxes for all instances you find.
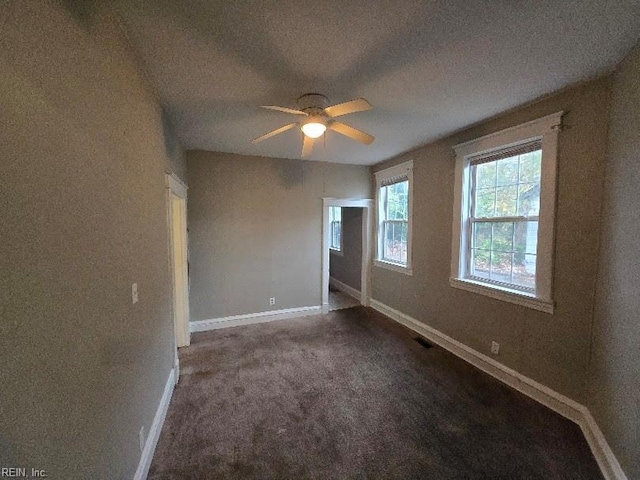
[383,222,395,262]
[385,181,408,220]
[475,189,495,217]
[476,162,496,189]
[330,207,342,250]
[496,156,519,186]
[517,183,540,216]
[490,252,513,284]
[382,221,407,264]
[512,221,536,290]
[519,150,541,183]
[492,222,514,253]
[495,185,518,216]
[330,221,341,250]
[398,222,408,264]
[514,221,538,254]
[512,260,536,289]
[472,222,492,249]
[471,249,490,279]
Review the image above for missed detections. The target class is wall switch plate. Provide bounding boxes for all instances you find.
[269,297,276,306]
[139,425,145,453]
[132,283,138,304]
[491,341,500,355]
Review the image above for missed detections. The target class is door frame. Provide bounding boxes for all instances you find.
[321,198,374,314]
[166,173,190,380]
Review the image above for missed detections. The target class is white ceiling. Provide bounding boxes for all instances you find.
[114,1,640,165]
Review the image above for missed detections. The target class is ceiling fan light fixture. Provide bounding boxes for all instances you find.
[301,121,326,138]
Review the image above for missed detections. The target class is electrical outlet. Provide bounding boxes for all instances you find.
[139,425,145,453]
[132,283,139,304]
[269,297,276,306]
[491,341,500,355]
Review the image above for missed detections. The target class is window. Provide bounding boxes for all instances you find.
[329,206,342,252]
[451,112,562,313]
[375,160,413,274]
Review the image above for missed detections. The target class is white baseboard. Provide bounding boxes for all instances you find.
[329,276,361,301]
[190,305,322,332]
[369,299,628,480]
[579,408,629,480]
[134,368,176,480]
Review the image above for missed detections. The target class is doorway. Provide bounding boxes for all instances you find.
[166,173,190,381]
[321,198,373,314]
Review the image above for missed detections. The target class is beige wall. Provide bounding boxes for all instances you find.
[330,208,363,291]
[371,76,612,403]
[329,207,364,291]
[588,41,640,479]
[0,2,183,478]
[187,151,371,320]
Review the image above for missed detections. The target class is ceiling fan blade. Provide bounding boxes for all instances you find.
[252,122,298,143]
[301,134,314,157]
[261,105,308,115]
[324,98,372,118]
[328,121,374,145]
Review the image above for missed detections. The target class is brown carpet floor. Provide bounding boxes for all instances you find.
[148,307,602,479]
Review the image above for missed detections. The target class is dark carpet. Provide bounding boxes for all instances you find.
[148,307,602,479]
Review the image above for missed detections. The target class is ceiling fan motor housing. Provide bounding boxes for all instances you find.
[297,93,329,112]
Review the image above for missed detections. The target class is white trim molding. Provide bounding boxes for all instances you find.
[134,368,176,480]
[451,112,563,313]
[369,299,628,480]
[329,276,361,301]
[190,306,322,332]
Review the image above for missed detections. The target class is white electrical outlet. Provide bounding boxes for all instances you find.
[491,341,500,355]
[269,297,276,306]
[139,425,145,453]
[132,283,139,304]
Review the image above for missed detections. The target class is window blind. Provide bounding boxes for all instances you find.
[380,174,408,187]
[469,139,542,167]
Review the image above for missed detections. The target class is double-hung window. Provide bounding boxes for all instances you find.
[451,113,562,313]
[375,160,413,275]
[329,206,342,253]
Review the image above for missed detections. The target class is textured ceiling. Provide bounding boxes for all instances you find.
[114,1,640,165]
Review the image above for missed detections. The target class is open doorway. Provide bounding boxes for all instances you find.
[329,206,363,311]
[321,198,373,314]
[166,173,190,382]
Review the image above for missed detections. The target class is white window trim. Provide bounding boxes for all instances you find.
[450,112,563,314]
[374,160,414,276]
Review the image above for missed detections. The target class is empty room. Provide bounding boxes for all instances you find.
[2,1,639,479]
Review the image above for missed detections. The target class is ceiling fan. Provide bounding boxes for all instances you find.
[252,93,375,157]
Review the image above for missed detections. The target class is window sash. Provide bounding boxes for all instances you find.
[382,220,408,264]
[375,160,413,273]
[381,179,409,265]
[466,217,538,293]
[465,147,542,293]
[330,221,341,251]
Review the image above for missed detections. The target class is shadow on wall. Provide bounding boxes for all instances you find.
[58,0,98,29]
[162,108,183,164]
[275,158,305,188]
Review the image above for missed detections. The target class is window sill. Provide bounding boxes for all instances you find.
[449,277,554,314]
[374,259,413,276]
[329,248,343,257]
